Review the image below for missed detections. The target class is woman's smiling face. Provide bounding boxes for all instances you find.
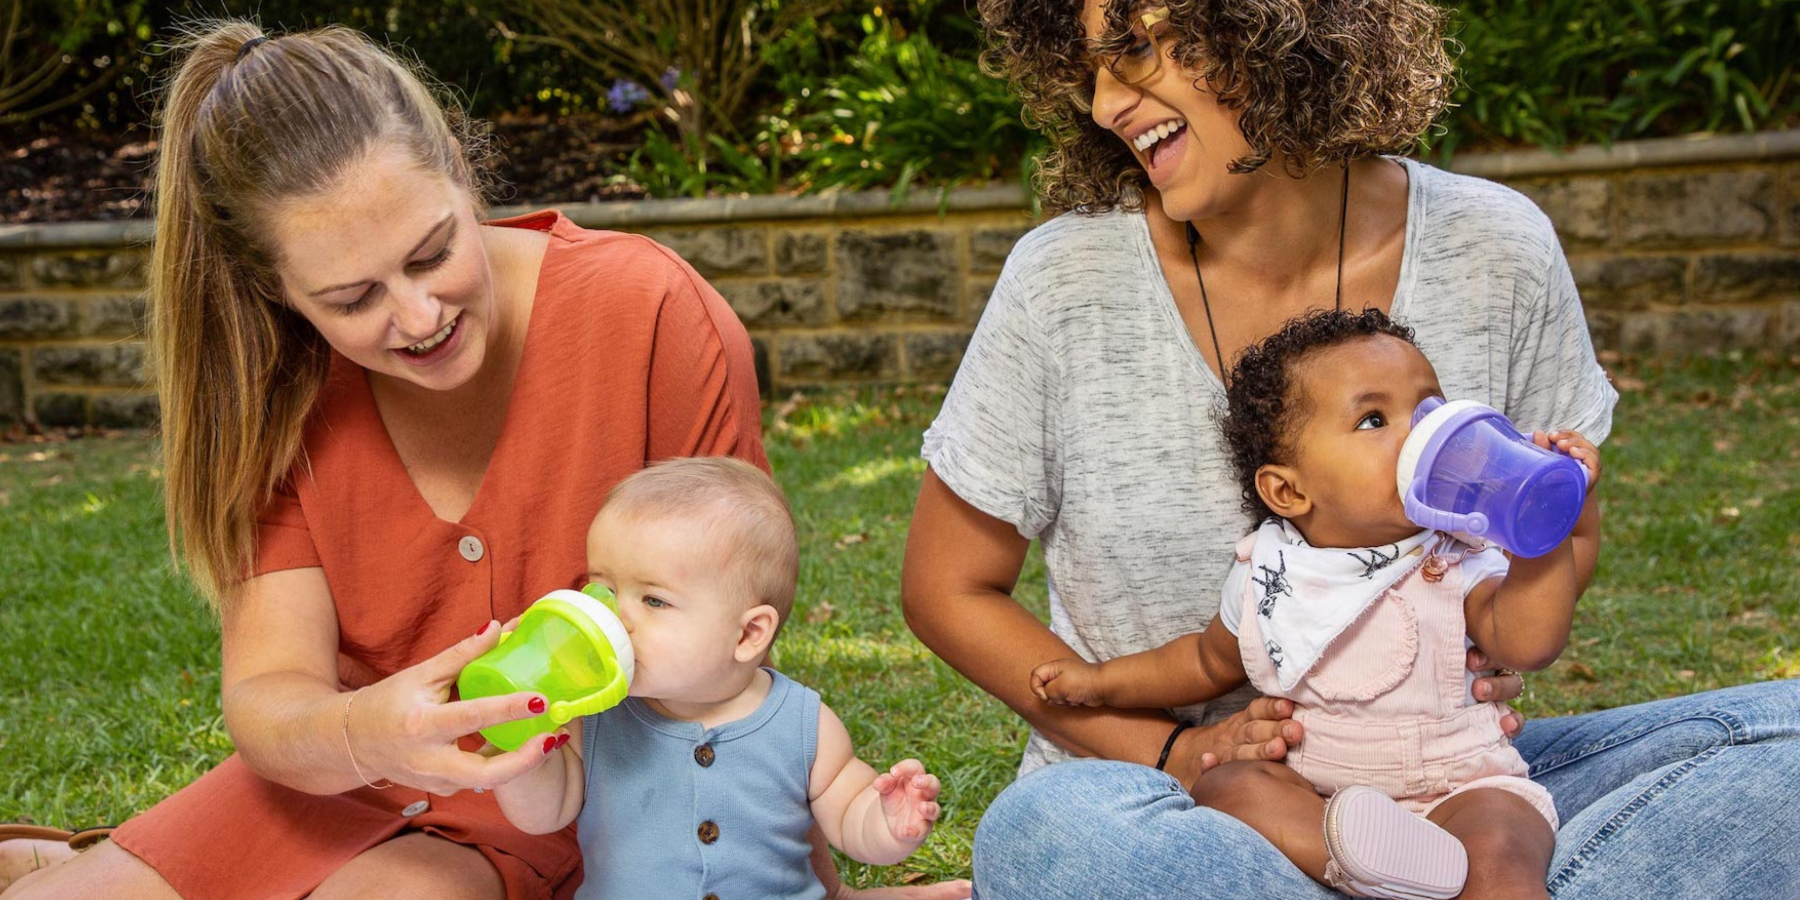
[1078,0,1255,221]
[266,142,496,393]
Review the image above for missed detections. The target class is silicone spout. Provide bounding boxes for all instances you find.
[582,582,622,615]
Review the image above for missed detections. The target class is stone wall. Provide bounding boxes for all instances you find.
[2,131,1797,427]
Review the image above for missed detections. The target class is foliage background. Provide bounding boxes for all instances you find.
[8,0,1800,204]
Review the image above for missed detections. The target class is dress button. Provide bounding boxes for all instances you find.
[401,800,430,817]
[694,744,715,767]
[703,894,719,900]
[458,536,485,562]
[697,820,719,844]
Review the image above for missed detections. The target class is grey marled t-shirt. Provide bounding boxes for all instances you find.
[920,158,1619,776]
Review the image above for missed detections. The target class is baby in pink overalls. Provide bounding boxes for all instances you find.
[1031,309,1602,900]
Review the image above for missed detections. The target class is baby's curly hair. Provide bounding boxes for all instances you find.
[976,0,1454,214]
[1222,307,1418,521]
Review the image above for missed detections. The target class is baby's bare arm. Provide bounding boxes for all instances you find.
[493,726,585,835]
[1034,619,1247,709]
[808,704,938,865]
[1465,431,1603,672]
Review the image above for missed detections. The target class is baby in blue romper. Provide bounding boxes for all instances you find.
[493,456,946,900]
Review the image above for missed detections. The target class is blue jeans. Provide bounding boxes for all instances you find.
[973,680,1800,898]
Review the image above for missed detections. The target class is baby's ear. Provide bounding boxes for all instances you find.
[734,603,781,663]
[1255,463,1311,519]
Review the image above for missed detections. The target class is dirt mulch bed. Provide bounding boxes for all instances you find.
[2,111,650,225]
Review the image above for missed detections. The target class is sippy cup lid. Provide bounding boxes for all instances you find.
[539,586,635,688]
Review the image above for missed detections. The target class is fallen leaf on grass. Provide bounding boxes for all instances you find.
[1713,439,1733,453]
[1613,376,1647,392]
[835,532,868,549]
[1715,507,1741,523]
[901,873,928,885]
[806,602,836,625]
[1676,670,1696,681]
[1566,662,1599,682]
[1729,608,1771,626]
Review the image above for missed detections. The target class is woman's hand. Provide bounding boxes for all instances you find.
[1168,697,1304,787]
[345,620,568,795]
[1468,647,1527,738]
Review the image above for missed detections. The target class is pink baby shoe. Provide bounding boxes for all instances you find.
[1322,785,1468,900]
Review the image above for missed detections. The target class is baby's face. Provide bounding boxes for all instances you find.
[1285,335,1444,546]
[585,506,753,703]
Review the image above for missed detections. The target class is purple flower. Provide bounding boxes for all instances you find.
[659,67,681,93]
[607,79,650,113]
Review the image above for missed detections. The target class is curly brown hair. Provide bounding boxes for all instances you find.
[1221,308,1418,522]
[977,0,1455,214]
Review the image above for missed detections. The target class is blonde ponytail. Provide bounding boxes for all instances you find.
[148,20,490,608]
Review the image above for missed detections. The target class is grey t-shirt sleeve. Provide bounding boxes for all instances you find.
[1501,233,1619,445]
[921,268,1062,539]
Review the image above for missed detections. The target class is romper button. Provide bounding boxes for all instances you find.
[697,820,719,844]
[458,536,485,562]
[704,895,719,900]
[694,744,715,767]
[401,800,430,817]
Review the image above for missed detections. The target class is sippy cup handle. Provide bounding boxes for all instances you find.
[1403,480,1490,536]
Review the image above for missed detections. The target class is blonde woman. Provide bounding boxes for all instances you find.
[0,21,966,900]
[903,0,1800,897]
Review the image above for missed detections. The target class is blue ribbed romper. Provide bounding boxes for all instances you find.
[575,668,825,900]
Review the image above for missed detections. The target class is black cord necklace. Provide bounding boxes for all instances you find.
[1186,163,1350,387]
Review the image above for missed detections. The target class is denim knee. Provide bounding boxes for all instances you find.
[973,760,1338,900]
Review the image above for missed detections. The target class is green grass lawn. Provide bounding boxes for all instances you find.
[2,353,1797,886]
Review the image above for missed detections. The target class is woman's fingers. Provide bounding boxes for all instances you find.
[1238,697,1303,748]
[413,620,505,686]
[1467,647,1525,703]
[1500,708,1527,738]
[432,691,548,740]
[1243,695,1295,722]
[454,732,571,793]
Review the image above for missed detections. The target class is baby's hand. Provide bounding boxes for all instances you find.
[1534,429,1602,489]
[1030,657,1108,707]
[873,759,942,844]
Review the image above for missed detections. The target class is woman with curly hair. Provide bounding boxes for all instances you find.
[901,0,1800,897]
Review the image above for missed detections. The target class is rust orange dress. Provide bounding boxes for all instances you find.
[110,211,769,900]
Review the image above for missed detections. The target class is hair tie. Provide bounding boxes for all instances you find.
[236,35,271,63]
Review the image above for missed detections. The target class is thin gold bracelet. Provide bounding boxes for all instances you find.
[342,688,394,790]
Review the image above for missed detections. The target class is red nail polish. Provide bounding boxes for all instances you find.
[542,736,558,754]
[556,733,571,748]
[528,697,547,715]
[477,621,493,636]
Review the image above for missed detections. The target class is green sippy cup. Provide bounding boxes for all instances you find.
[456,584,635,752]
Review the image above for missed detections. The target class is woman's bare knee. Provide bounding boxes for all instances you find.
[3,841,181,900]
[306,833,503,900]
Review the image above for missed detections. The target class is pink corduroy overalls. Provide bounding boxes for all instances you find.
[1234,534,1559,828]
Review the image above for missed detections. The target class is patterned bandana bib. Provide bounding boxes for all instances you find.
[1246,519,1436,692]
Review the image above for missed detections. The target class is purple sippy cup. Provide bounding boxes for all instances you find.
[1395,397,1588,558]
